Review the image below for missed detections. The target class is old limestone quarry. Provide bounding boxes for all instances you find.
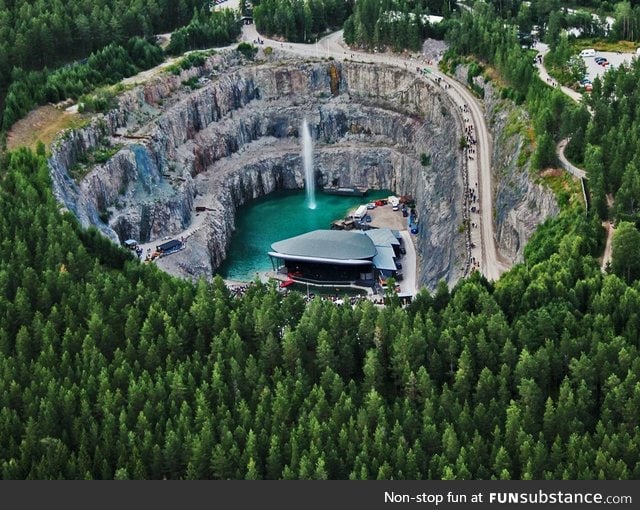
[48,48,555,290]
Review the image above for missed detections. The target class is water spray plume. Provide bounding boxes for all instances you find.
[302,118,316,210]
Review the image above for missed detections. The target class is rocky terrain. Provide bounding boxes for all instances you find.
[455,66,559,264]
[48,49,469,289]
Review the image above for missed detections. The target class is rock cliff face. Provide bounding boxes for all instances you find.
[455,66,559,263]
[486,89,559,263]
[48,52,466,289]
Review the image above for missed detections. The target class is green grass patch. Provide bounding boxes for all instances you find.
[537,170,584,210]
[517,147,531,168]
[504,108,529,139]
[92,145,122,164]
[78,88,118,113]
[182,76,201,89]
[571,38,637,53]
[166,50,213,75]
[69,143,123,182]
[237,42,258,60]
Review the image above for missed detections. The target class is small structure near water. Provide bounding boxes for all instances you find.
[268,228,403,286]
[123,239,138,250]
[155,239,184,257]
[323,185,369,197]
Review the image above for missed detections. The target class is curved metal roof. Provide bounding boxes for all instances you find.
[271,230,377,260]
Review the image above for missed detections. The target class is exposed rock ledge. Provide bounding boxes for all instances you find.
[49,51,468,290]
[455,65,559,263]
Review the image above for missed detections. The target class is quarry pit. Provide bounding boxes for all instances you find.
[48,49,523,290]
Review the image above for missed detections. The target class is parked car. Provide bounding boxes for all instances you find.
[399,246,406,255]
[594,57,605,64]
[365,215,372,222]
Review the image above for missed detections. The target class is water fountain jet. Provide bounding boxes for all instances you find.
[302,118,316,210]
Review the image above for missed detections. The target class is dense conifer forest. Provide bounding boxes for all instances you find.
[566,61,640,225]
[343,0,451,51]
[1,0,640,480]
[0,0,238,131]
[253,0,351,43]
[1,150,639,479]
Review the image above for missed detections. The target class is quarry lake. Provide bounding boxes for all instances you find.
[218,189,391,281]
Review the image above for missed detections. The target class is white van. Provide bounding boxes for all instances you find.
[353,205,368,221]
[580,49,596,57]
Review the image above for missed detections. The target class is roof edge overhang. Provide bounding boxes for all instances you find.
[268,252,374,266]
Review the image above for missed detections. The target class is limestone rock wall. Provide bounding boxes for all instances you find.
[455,65,559,263]
[484,86,559,263]
[48,55,466,289]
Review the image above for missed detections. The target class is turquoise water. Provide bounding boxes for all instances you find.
[218,189,390,281]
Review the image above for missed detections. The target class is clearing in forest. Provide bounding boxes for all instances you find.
[6,105,88,151]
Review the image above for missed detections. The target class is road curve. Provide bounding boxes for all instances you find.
[241,25,510,281]
[532,45,589,181]
[533,42,583,103]
[534,43,617,274]
[557,138,587,179]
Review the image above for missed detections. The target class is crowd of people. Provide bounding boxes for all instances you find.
[223,279,397,307]
[459,105,482,276]
[413,63,483,278]
[302,293,368,306]
[533,53,559,87]
[464,118,477,150]
[410,54,484,277]
[228,283,251,298]
[416,68,452,90]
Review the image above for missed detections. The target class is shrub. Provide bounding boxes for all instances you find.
[237,42,258,60]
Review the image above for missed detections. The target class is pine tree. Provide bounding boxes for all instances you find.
[611,222,640,283]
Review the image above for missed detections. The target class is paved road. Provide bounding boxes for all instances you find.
[117,22,509,283]
[534,42,583,103]
[601,194,615,272]
[533,44,590,180]
[601,220,614,272]
[533,43,619,274]
[241,26,509,281]
[399,230,418,296]
[322,30,509,279]
[556,138,587,179]
[436,66,509,281]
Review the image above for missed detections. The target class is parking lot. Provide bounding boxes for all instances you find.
[582,50,636,83]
